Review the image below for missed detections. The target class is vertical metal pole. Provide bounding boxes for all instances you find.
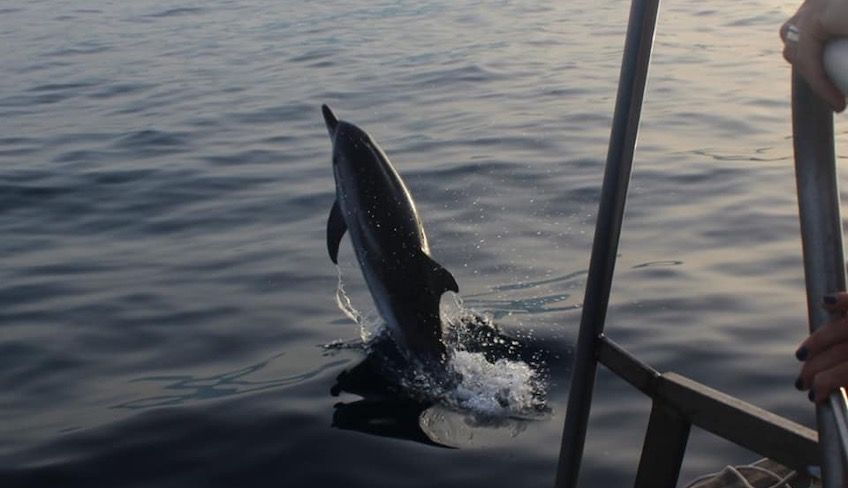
[791,71,848,487]
[554,0,660,486]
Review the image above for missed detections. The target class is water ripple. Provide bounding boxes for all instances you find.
[146,7,208,18]
[114,129,191,151]
[114,354,347,410]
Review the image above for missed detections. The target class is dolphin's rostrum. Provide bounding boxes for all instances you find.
[323,104,458,363]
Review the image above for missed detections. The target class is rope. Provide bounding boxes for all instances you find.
[684,461,810,488]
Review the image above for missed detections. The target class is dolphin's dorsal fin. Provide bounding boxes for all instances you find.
[322,104,338,137]
[327,199,347,264]
[418,252,459,295]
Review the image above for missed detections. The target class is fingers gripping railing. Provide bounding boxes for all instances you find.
[791,71,848,487]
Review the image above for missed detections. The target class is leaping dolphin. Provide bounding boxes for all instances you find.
[322,104,458,364]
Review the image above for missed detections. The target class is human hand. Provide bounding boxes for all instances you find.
[781,0,848,112]
[795,291,848,403]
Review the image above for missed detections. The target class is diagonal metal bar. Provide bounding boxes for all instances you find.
[791,70,848,487]
[597,336,820,471]
[554,0,661,486]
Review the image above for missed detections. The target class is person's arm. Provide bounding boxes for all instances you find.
[796,292,848,402]
[781,0,848,111]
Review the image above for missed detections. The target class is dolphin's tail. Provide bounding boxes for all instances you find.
[322,104,339,137]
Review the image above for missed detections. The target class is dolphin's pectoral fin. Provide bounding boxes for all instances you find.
[327,199,347,264]
[418,253,459,295]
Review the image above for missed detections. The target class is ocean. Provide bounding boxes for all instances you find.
[0,0,824,486]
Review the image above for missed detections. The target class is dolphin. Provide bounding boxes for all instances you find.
[322,104,458,363]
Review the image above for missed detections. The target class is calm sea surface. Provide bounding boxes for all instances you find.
[0,0,830,486]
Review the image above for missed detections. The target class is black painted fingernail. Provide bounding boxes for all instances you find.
[824,294,838,305]
[795,377,804,390]
[809,390,816,402]
[796,346,809,361]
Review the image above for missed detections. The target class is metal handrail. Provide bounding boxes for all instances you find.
[554,0,848,485]
[791,70,848,486]
[554,0,660,486]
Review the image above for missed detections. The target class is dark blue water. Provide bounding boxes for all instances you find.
[0,0,822,486]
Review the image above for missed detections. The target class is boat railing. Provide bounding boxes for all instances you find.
[554,0,848,486]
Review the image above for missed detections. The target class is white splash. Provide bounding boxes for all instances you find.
[439,293,546,417]
[446,351,545,417]
[333,268,547,419]
[335,266,384,344]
